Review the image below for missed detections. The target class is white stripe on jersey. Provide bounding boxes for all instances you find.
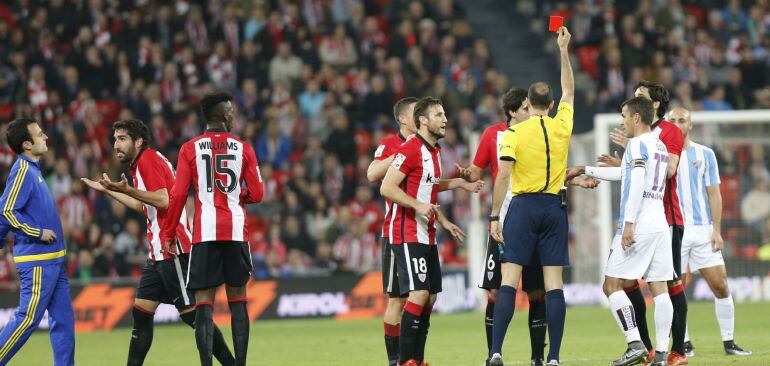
[134,169,163,260]
[415,146,433,244]
[156,151,193,242]
[677,142,720,226]
[388,203,399,243]
[195,137,217,242]
[226,138,245,241]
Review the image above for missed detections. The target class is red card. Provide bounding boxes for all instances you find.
[549,16,564,32]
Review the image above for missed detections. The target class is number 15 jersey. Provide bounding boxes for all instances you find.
[161,128,264,245]
[618,132,669,236]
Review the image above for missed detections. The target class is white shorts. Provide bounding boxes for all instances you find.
[605,231,673,282]
[681,224,725,272]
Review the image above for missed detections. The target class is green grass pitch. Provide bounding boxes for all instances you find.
[16,301,770,365]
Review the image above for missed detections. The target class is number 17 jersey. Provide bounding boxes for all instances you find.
[161,128,264,245]
[618,132,670,236]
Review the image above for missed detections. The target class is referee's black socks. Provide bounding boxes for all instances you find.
[528,296,547,361]
[127,305,154,366]
[229,298,250,366]
[490,285,516,356]
[669,284,688,355]
[545,289,565,363]
[180,310,235,365]
[195,302,215,366]
[625,283,653,350]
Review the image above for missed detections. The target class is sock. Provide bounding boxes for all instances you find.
[181,311,236,366]
[490,286,517,356]
[528,297,547,360]
[229,299,250,366]
[399,300,423,363]
[684,323,690,343]
[127,305,154,366]
[384,323,400,366]
[545,289,566,363]
[715,295,735,342]
[654,293,674,353]
[625,283,653,350]
[669,284,688,354]
[609,290,641,343]
[415,304,432,362]
[195,303,214,366]
[485,298,495,353]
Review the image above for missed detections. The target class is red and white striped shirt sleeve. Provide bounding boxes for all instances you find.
[160,143,193,244]
[240,143,264,204]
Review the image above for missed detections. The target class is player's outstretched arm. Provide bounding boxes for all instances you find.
[241,144,264,204]
[438,177,484,193]
[436,210,465,243]
[620,165,646,249]
[81,177,144,212]
[455,163,483,182]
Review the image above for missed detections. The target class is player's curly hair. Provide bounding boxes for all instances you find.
[636,80,669,120]
[413,97,443,129]
[112,119,151,147]
[200,92,233,122]
[501,87,528,122]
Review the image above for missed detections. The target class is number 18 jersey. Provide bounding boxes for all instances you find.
[160,128,264,245]
[617,132,669,235]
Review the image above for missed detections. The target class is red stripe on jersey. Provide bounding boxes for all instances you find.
[130,148,192,261]
[653,120,684,226]
[472,122,508,180]
[388,134,441,245]
[374,132,407,238]
[161,130,263,245]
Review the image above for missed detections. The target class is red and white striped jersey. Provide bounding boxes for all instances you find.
[473,122,508,180]
[387,134,442,245]
[129,148,193,261]
[373,132,407,238]
[161,129,264,245]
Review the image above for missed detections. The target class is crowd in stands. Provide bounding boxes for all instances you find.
[524,0,770,260]
[0,0,502,283]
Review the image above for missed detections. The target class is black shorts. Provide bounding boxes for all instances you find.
[392,243,442,296]
[478,234,502,290]
[521,260,545,293]
[187,241,252,291]
[502,194,569,266]
[136,254,195,308]
[381,238,403,297]
[671,225,684,280]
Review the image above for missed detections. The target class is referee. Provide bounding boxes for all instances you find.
[486,26,574,366]
[0,118,75,365]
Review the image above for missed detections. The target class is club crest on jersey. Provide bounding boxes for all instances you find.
[693,159,702,168]
[487,271,493,281]
[418,273,427,282]
[392,153,406,169]
[374,145,385,158]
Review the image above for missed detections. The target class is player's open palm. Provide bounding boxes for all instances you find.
[597,151,621,167]
[455,164,472,181]
[80,177,106,193]
[610,128,628,148]
[712,231,724,252]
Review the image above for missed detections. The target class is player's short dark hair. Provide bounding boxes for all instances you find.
[393,97,418,121]
[502,87,528,121]
[6,118,38,155]
[621,96,655,126]
[200,92,233,122]
[527,82,553,110]
[636,80,669,120]
[413,97,443,129]
[112,119,151,147]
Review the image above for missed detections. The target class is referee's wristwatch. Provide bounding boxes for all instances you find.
[488,215,500,222]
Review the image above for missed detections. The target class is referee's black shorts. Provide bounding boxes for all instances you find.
[501,193,569,266]
[187,241,252,291]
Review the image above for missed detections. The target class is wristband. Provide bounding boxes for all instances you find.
[488,215,499,222]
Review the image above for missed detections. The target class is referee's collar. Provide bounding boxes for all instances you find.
[416,133,440,150]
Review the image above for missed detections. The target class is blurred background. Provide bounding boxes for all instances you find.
[0,0,769,326]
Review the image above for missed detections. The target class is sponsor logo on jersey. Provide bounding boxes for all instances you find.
[392,153,406,169]
[374,145,385,158]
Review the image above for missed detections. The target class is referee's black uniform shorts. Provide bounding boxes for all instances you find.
[502,193,569,266]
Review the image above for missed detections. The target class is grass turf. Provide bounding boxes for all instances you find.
[15,301,770,365]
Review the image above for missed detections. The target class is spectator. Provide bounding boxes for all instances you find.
[319,24,357,69]
[269,42,303,87]
[256,119,292,169]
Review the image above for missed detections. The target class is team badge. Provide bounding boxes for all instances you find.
[392,153,406,169]
[418,273,427,282]
[487,271,494,281]
[374,145,385,158]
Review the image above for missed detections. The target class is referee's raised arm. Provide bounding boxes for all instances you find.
[558,27,574,106]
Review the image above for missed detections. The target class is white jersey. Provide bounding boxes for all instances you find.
[676,141,720,226]
[617,133,670,235]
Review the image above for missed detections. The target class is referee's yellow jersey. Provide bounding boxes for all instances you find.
[499,101,574,196]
